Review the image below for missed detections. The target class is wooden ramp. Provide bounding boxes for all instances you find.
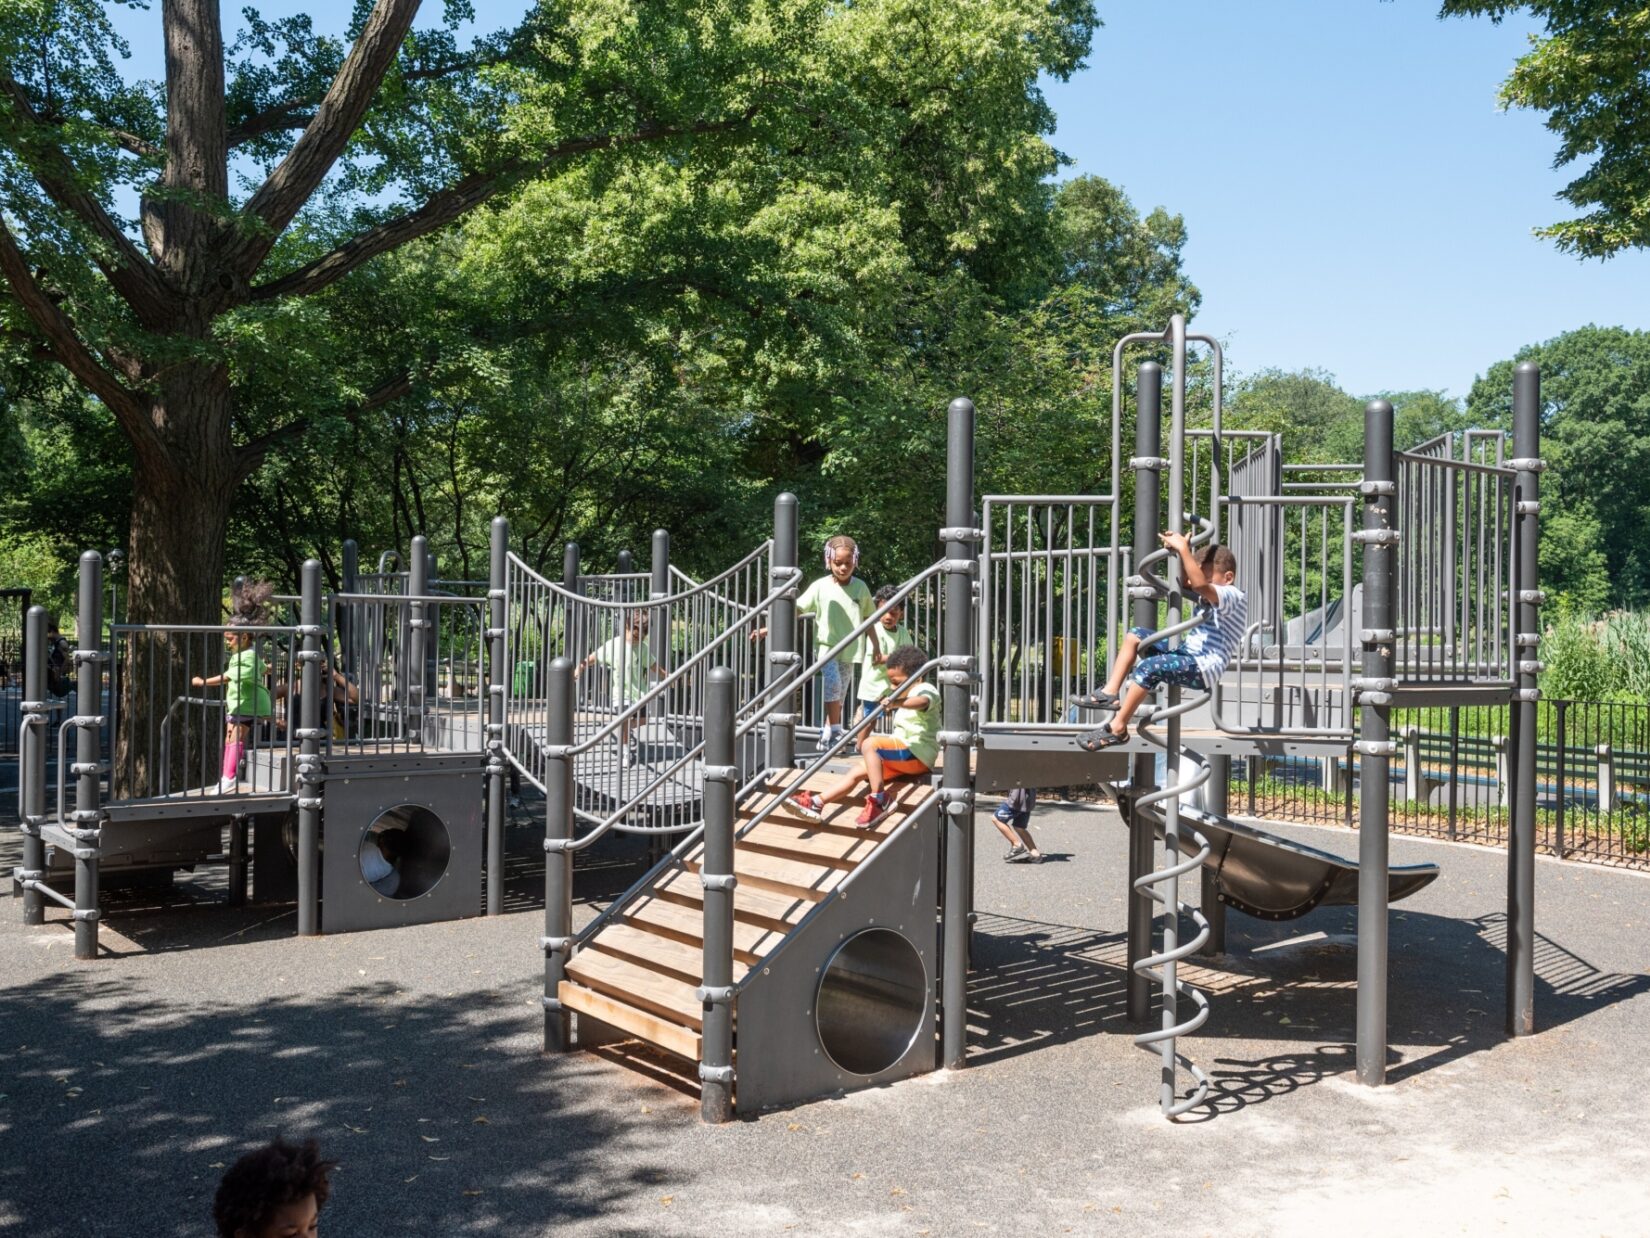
[558,771,932,1083]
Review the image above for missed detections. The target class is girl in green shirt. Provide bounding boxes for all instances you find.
[576,609,665,766]
[192,581,275,794]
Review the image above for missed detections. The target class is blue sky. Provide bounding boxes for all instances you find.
[108,1,1648,398]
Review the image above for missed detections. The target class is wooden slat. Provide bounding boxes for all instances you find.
[681,850,843,903]
[592,922,753,986]
[655,867,813,931]
[737,819,884,869]
[566,947,704,1028]
[559,982,702,1062]
[623,896,782,964]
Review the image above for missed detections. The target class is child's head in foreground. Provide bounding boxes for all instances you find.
[873,583,904,627]
[213,1137,336,1238]
[1200,543,1237,586]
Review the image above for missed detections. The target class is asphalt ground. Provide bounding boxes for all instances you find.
[3,797,1649,1237]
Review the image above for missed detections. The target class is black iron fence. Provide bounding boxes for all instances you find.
[1231,696,1650,869]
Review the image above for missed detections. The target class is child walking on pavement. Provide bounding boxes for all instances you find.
[1074,533,1247,750]
[992,787,1043,863]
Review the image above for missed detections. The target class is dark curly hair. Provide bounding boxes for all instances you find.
[212,1137,336,1238]
[885,644,927,678]
[873,584,903,608]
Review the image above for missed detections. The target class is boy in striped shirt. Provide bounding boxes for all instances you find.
[1075,535,1246,751]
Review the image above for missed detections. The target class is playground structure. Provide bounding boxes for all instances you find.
[9,315,1546,1121]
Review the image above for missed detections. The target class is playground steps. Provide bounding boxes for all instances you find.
[558,771,931,1075]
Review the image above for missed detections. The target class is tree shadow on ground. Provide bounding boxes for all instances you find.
[0,970,680,1238]
[965,905,1650,1117]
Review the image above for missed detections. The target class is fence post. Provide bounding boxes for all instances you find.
[1403,725,1423,804]
[1447,706,1461,840]
[649,530,670,675]
[340,538,358,677]
[1554,700,1567,856]
[296,559,324,937]
[1493,734,1510,808]
[486,517,509,916]
[543,656,575,1051]
[617,549,634,575]
[939,396,977,1071]
[1127,361,1163,1021]
[1508,361,1542,1038]
[699,666,737,1122]
[1355,398,1396,1086]
[770,493,800,772]
[409,534,429,732]
[1200,753,1230,957]
[68,552,104,960]
[1596,743,1614,813]
[18,605,48,925]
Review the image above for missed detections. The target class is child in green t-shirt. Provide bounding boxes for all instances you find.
[790,535,874,750]
[576,608,665,766]
[192,581,275,795]
[857,584,912,725]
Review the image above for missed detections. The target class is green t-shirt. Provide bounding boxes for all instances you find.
[857,620,913,703]
[224,647,272,717]
[797,575,873,662]
[595,634,651,702]
[892,681,942,769]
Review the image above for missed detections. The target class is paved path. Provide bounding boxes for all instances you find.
[2,800,1648,1236]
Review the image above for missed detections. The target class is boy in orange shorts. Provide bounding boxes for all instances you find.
[788,645,937,826]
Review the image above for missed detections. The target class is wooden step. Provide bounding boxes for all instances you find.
[592,922,752,986]
[565,947,704,1030]
[655,866,815,932]
[623,895,784,964]
[681,849,845,904]
[736,819,885,870]
[559,981,702,1063]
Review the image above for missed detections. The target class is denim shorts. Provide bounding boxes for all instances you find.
[820,656,848,704]
[1125,626,1204,691]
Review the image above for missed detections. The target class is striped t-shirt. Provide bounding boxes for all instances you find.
[1182,584,1248,687]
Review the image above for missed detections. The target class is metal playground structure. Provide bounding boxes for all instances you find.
[9,316,1545,1121]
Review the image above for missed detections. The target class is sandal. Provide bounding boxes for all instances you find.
[1076,727,1128,751]
[1070,690,1119,710]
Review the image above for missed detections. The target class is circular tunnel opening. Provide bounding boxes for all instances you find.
[358,804,451,900]
[815,927,927,1077]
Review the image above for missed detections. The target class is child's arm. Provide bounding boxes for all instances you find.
[885,689,930,712]
[1163,532,1220,605]
[573,649,599,678]
[191,673,224,688]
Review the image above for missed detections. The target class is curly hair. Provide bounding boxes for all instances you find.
[228,579,276,628]
[873,583,903,608]
[1197,544,1238,578]
[212,1137,336,1238]
[885,644,927,678]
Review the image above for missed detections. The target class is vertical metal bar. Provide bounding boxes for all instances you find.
[1447,705,1461,841]
[72,551,103,960]
[1127,361,1162,1023]
[1357,399,1396,1086]
[617,549,634,574]
[341,538,358,677]
[1554,699,1567,857]
[409,535,429,732]
[770,494,799,771]
[650,530,670,677]
[486,517,509,916]
[543,656,574,1052]
[296,560,324,936]
[940,396,976,1071]
[1159,314,1188,1114]
[1201,754,1230,957]
[699,666,737,1122]
[18,606,47,925]
[1508,363,1541,1037]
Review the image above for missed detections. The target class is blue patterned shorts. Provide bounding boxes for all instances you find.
[1125,626,1203,691]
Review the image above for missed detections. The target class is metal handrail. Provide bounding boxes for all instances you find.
[505,540,773,611]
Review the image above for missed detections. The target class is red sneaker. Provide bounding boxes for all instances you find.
[856,793,890,827]
[789,790,823,820]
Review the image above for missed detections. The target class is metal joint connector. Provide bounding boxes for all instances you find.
[939,655,975,672]
[294,727,329,742]
[543,838,576,854]
[1351,677,1396,693]
[70,808,106,825]
[769,712,799,726]
[937,730,978,746]
[938,526,984,542]
[937,787,973,807]
[700,872,738,893]
[697,1063,735,1085]
[1357,479,1396,497]
[937,670,975,687]
[21,699,49,715]
[296,796,323,810]
[695,984,736,1005]
[541,745,574,760]
[71,647,99,665]
[295,624,326,637]
[1518,589,1547,606]
[540,935,573,955]
[541,995,563,1013]
[701,764,739,784]
[942,558,979,576]
[1352,740,1397,757]
[1127,586,1157,600]
[1515,500,1540,516]
[1507,457,1547,473]
[1350,528,1400,545]
[487,685,507,699]
[1128,455,1170,471]
[69,761,104,776]
[1514,689,1542,703]
[1516,633,1541,648]
[1360,628,1396,644]
[294,650,326,665]
[768,651,802,666]
[1359,692,1394,707]
[486,588,506,601]
[484,626,506,640]
[71,908,101,923]
[1519,660,1546,676]
[13,866,44,883]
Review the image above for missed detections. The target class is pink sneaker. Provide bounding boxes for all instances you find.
[789,790,824,820]
[856,793,890,827]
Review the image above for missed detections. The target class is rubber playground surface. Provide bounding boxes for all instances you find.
[3,801,1648,1237]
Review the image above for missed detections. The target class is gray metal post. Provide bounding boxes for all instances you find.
[562,542,581,593]
[486,517,509,916]
[1356,399,1396,1085]
[1508,363,1541,1037]
[296,560,325,936]
[649,530,670,674]
[18,606,48,925]
[543,656,574,1051]
[940,397,976,1071]
[71,552,103,959]
[699,666,737,1121]
[340,538,358,674]
[1200,754,1230,956]
[1127,361,1163,1021]
[770,493,800,771]
[409,535,429,726]
[617,549,634,574]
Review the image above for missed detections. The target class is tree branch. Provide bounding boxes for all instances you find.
[0,77,175,322]
[252,112,755,302]
[233,369,416,480]
[225,58,486,148]
[0,216,148,435]
[237,0,424,273]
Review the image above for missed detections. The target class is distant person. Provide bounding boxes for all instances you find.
[1074,534,1247,751]
[752,534,872,752]
[788,644,936,826]
[857,584,912,725]
[576,608,665,766]
[192,581,275,793]
[212,1136,336,1238]
[992,787,1043,863]
[44,618,73,699]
